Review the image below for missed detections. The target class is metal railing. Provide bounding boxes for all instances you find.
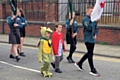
[1,0,46,21]
[58,0,120,25]
[1,0,120,25]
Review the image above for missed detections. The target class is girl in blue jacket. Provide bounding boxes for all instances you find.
[65,12,78,63]
[7,9,22,62]
[17,8,27,57]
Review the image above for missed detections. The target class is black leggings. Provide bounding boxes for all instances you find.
[68,43,76,59]
[78,42,95,70]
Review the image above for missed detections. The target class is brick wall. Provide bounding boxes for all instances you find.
[0,2,58,21]
[0,3,6,19]
[45,3,58,21]
[97,27,120,44]
[0,22,2,33]
[1,22,120,45]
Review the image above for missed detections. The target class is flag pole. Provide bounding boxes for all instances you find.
[9,0,17,15]
[68,0,73,19]
[68,0,74,34]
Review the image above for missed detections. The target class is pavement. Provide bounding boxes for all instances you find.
[0,34,120,59]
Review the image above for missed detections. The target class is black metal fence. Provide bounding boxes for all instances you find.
[58,0,120,25]
[2,0,46,21]
[1,0,120,25]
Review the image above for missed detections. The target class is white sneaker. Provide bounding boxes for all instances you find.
[89,68,100,77]
[74,63,83,71]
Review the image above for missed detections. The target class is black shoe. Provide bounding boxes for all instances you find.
[41,71,43,74]
[9,54,15,59]
[71,58,75,63]
[89,68,100,77]
[55,69,62,73]
[67,57,72,63]
[19,52,26,57]
[51,62,55,69]
[67,57,75,63]
[16,56,21,62]
[74,63,83,71]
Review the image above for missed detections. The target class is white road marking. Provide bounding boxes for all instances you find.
[0,61,41,73]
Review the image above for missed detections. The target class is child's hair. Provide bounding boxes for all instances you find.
[19,8,25,17]
[55,22,62,28]
[54,22,62,31]
[86,5,94,10]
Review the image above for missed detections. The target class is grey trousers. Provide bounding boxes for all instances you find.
[54,54,63,69]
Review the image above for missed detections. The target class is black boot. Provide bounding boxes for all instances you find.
[67,57,75,63]
[51,62,55,69]
[67,57,72,63]
[55,69,62,73]
[16,56,20,62]
[9,54,15,59]
[70,58,75,63]
[19,52,26,57]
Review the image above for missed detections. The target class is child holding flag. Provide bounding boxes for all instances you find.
[66,0,79,63]
[7,9,22,62]
[65,12,78,63]
[74,6,100,77]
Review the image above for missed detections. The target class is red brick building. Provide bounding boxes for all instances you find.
[0,0,120,45]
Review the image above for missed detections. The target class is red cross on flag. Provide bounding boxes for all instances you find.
[91,0,106,22]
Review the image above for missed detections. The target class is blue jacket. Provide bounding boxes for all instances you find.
[65,19,78,33]
[7,16,22,29]
[82,15,98,43]
[20,17,27,28]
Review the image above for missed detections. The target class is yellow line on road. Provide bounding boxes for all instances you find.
[71,53,120,63]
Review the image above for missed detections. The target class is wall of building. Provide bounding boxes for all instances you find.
[1,22,120,45]
[0,1,120,45]
[0,1,58,22]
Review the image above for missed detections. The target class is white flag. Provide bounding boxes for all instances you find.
[91,0,106,22]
